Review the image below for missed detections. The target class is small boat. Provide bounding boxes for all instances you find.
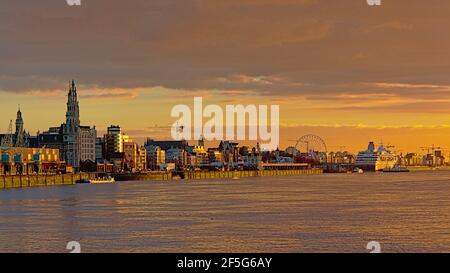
[78,176,115,184]
[353,168,364,174]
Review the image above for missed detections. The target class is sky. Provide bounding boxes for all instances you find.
[0,0,449,153]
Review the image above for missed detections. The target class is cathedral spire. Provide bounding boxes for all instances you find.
[15,104,24,135]
[66,79,80,133]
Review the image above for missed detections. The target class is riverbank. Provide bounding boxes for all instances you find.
[114,169,323,181]
[0,173,96,190]
[0,169,323,190]
[408,166,450,172]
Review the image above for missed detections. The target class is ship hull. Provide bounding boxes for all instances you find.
[355,164,377,172]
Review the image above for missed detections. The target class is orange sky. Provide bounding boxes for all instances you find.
[0,1,449,153]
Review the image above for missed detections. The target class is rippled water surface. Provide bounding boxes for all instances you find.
[0,171,449,253]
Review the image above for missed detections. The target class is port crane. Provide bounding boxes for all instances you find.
[420,144,442,154]
[328,145,347,153]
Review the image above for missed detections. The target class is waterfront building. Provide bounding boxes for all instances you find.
[104,125,125,159]
[147,146,166,171]
[96,161,114,173]
[219,141,240,170]
[285,146,299,156]
[61,80,81,169]
[123,141,137,172]
[137,146,147,172]
[0,107,32,148]
[422,151,446,167]
[123,140,147,172]
[80,126,97,163]
[187,153,197,169]
[0,146,62,175]
[38,127,65,153]
[186,138,209,167]
[102,127,146,172]
[35,81,97,170]
[144,139,188,168]
[328,151,355,164]
[208,148,224,167]
[241,146,262,170]
[95,137,104,162]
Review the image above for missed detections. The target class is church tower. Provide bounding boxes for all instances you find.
[63,80,81,169]
[15,106,24,135]
[14,106,25,147]
[66,80,80,133]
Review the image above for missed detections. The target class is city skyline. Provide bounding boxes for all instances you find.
[1,1,449,152]
[2,92,449,155]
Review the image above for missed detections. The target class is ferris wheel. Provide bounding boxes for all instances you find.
[292,134,328,156]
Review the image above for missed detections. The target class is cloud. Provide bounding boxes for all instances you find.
[1,0,450,118]
[359,21,414,33]
[78,88,140,100]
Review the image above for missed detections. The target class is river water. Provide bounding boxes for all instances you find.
[0,171,449,253]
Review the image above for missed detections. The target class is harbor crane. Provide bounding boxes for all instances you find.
[420,144,442,154]
[328,145,347,152]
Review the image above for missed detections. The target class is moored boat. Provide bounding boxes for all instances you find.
[355,142,398,172]
[77,176,115,184]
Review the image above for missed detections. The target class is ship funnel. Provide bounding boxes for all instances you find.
[368,142,375,152]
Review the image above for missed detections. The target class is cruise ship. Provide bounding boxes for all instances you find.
[355,142,398,171]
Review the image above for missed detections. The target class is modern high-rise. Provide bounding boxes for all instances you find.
[104,125,124,159]
[95,137,104,162]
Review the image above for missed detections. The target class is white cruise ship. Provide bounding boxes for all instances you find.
[355,142,398,171]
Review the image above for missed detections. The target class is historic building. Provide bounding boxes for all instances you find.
[38,80,96,169]
[0,107,33,148]
[62,80,81,168]
[144,139,188,168]
[80,125,97,163]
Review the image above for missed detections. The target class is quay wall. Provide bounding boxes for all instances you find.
[0,169,323,190]
[0,173,96,190]
[186,169,322,180]
[114,169,323,182]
